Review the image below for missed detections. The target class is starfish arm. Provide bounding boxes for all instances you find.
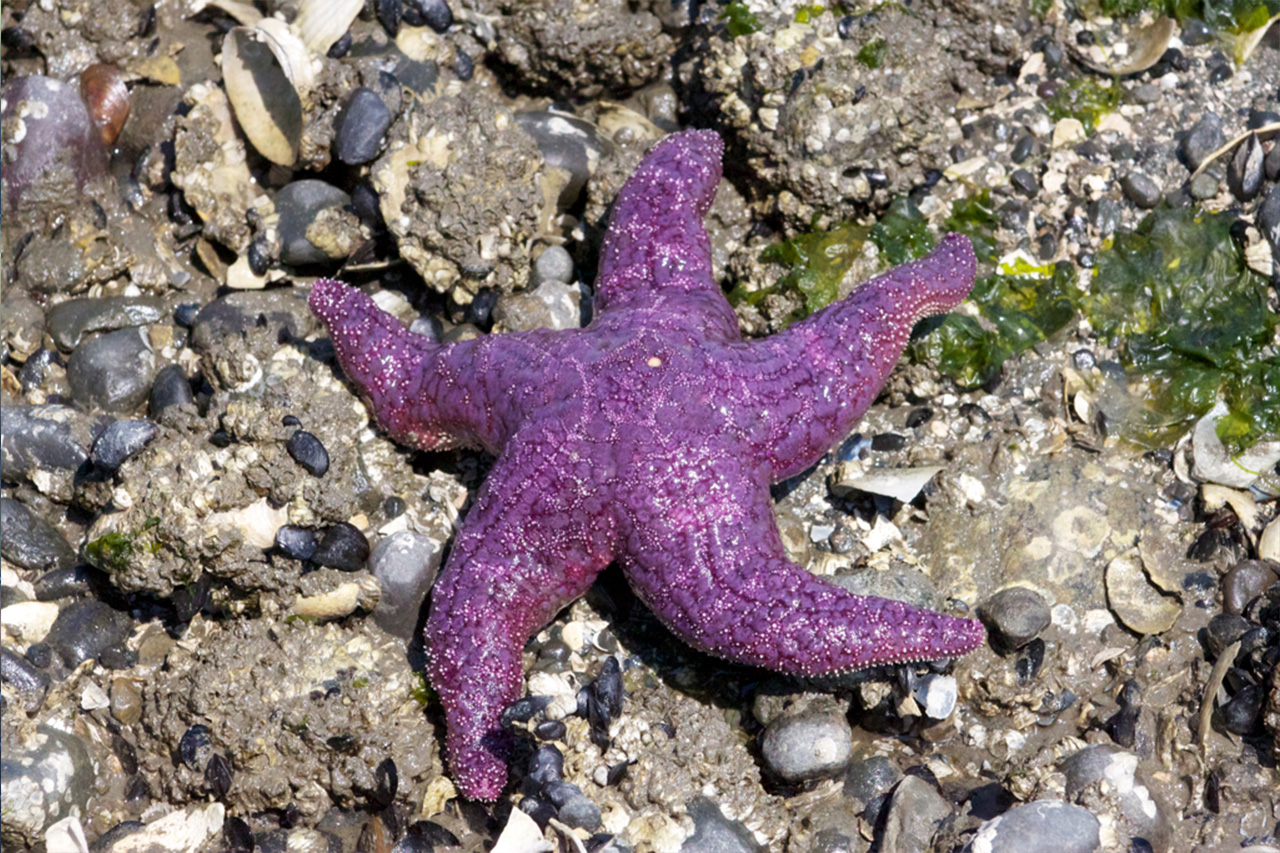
[743,234,977,480]
[617,446,984,674]
[425,426,617,800]
[309,279,528,454]
[593,130,740,341]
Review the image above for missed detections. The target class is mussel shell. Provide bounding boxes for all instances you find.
[80,64,131,146]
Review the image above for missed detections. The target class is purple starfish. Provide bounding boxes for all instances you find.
[309,129,985,801]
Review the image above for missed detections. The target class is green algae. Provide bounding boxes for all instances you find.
[856,37,889,68]
[720,2,761,37]
[730,220,870,323]
[794,4,826,23]
[1080,208,1278,449]
[1046,78,1121,131]
[910,191,1079,387]
[86,516,161,573]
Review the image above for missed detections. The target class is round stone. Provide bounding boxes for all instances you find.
[0,497,77,574]
[67,328,157,413]
[333,88,392,166]
[275,180,353,266]
[274,525,318,561]
[311,523,370,571]
[967,800,1101,853]
[1222,560,1279,614]
[760,711,853,783]
[534,245,575,285]
[149,363,195,417]
[286,429,330,476]
[1120,172,1162,209]
[1180,112,1225,172]
[43,599,135,668]
[0,724,96,848]
[368,530,443,639]
[979,587,1051,653]
[90,419,159,474]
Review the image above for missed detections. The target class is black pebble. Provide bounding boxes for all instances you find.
[534,719,567,741]
[870,432,906,452]
[905,407,933,428]
[1221,683,1264,734]
[334,88,392,166]
[25,643,53,669]
[397,821,459,849]
[518,796,557,828]
[91,419,159,474]
[0,498,78,574]
[377,0,401,36]
[44,599,134,668]
[1207,64,1232,84]
[248,238,270,276]
[275,525,319,561]
[149,363,195,416]
[383,496,407,518]
[18,348,62,392]
[586,657,624,749]
[453,50,474,81]
[173,303,201,328]
[1011,135,1036,164]
[34,566,97,601]
[282,415,301,427]
[978,587,1050,653]
[1011,168,1037,196]
[528,744,564,787]
[1075,29,1095,45]
[405,0,453,32]
[224,816,254,852]
[179,724,214,771]
[312,523,370,571]
[287,430,330,476]
[328,31,352,58]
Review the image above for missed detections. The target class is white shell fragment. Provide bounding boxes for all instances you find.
[1191,401,1280,489]
[293,0,364,55]
[830,462,944,503]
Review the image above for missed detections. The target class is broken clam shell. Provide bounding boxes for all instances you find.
[221,20,318,166]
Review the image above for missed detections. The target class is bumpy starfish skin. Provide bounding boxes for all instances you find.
[309,130,985,800]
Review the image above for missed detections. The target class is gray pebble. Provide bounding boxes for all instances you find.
[965,800,1100,853]
[1206,612,1251,657]
[880,776,951,852]
[0,724,95,848]
[1222,560,1279,614]
[1180,113,1225,172]
[333,88,392,166]
[681,797,763,853]
[45,296,167,351]
[534,245,575,284]
[67,328,157,413]
[1120,172,1161,209]
[44,599,135,668]
[1188,171,1220,200]
[369,530,444,639]
[1060,744,1164,846]
[0,497,77,573]
[556,792,602,831]
[979,587,1051,652]
[492,280,587,333]
[275,180,353,265]
[33,566,95,601]
[1128,83,1160,105]
[0,404,107,499]
[515,110,603,208]
[91,419,159,474]
[913,673,958,719]
[761,710,852,782]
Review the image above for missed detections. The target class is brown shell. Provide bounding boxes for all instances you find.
[79,63,131,146]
